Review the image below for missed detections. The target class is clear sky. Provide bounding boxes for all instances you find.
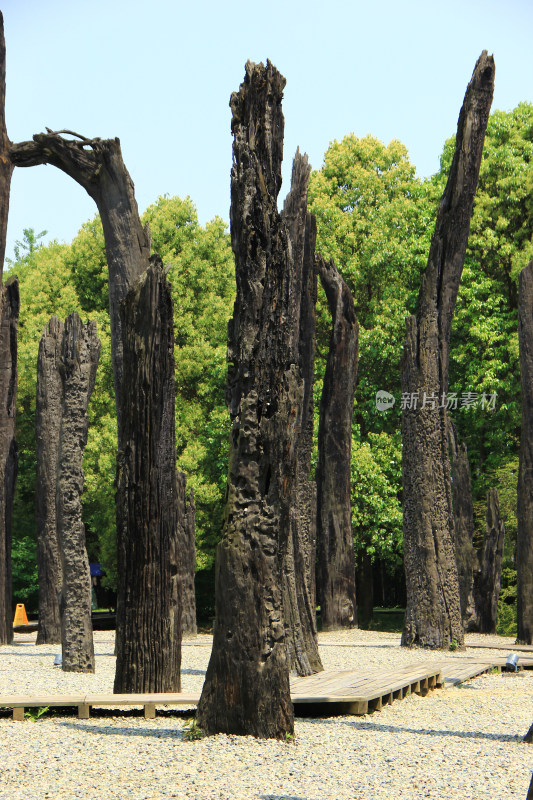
[3,0,533,262]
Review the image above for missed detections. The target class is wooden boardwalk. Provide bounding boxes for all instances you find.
[1,654,532,721]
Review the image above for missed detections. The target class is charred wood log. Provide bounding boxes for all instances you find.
[57,314,100,672]
[0,278,18,645]
[517,262,533,644]
[282,154,322,676]
[0,11,16,646]
[316,256,358,631]
[114,258,181,692]
[178,472,197,636]
[196,61,305,738]
[449,421,477,624]
[401,51,494,648]
[35,317,64,645]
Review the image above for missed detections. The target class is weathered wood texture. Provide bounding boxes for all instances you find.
[0,278,18,645]
[449,422,477,624]
[0,11,16,647]
[35,317,64,645]
[282,155,322,676]
[196,61,304,738]
[316,256,358,631]
[9,131,149,431]
[401,51,494,648]
[57,314,100,672]
[518,262,533,644]
[177,471,197,636]
[469,489,505,634]
[0,12,12,274]
[114,258,181,693]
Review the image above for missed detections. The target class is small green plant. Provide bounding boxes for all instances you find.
[284,731,295,743]
[182,718,205,741]
[24,706,50,722]
[449,639,458,651]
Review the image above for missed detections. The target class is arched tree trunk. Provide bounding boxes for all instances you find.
[448,421,477,624]
[196,61,306,739]
[57,314,100,672]
[517,261,533,644]
[11,129,187,685]
[178,472,197,636]
[282,155,322,676]
[35,317,64,645]
[316,256,358,631]
[114,258,181,692]
[0,11,17,647]
[401,51,494,649]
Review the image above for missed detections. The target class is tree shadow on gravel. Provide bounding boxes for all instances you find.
[310,717,522,743]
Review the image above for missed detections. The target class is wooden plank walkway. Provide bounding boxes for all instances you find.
[1,655,531,721]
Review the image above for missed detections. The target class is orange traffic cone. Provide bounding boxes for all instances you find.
[13,603,29,626]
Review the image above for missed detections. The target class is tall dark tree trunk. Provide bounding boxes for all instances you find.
[0,278,17,645]
[517,261,533,644]
[35,317,64,645]
[316,256,358,631]
[0,11,17,647]
[401,51,494,649]
[114,258,181,692]
[469,489,504,634]
[196,61,305,739]
[282,155,322,676]
[11,129,187,684]
[177,472,196,636]
[57,314,100,672]
[356,550,374,629]
[448,421,477,623]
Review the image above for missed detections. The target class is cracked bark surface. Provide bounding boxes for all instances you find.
[401,51,494,648]
[282,155,322,676]
[35,317,64,645]
[178,472,197,636]
[517,262,533,644]
[316,256,358,631]
[469,489,504,634]
[114,258,181,693]
[57,314,100,672]
[0,11,16,646]
[449,421,477,625]
[196,61,308,738]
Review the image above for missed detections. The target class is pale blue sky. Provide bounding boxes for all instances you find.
[3,0,533,261]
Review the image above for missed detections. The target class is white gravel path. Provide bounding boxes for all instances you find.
[1,629,531,800]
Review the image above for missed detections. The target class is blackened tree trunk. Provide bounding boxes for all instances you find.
[401,51,494,649]
[517,261,533,644]
[469,489,505,634]
[114,258,181,692]
[356,551,374,629]
[281,153,322,676]
[178,471,197,636]
[57,314,100,672]
[449,421,477,623]
[316,256,358,631]
[35,317,64,645]
[196,61,304,738]
[0,278,18,645]
[0,11,17,647]
[10,128,188,684]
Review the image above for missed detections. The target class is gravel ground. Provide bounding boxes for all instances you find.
[0,629,532,800]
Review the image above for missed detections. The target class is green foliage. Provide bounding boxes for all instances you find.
[24,706,50,722]
[182,718,205,740]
